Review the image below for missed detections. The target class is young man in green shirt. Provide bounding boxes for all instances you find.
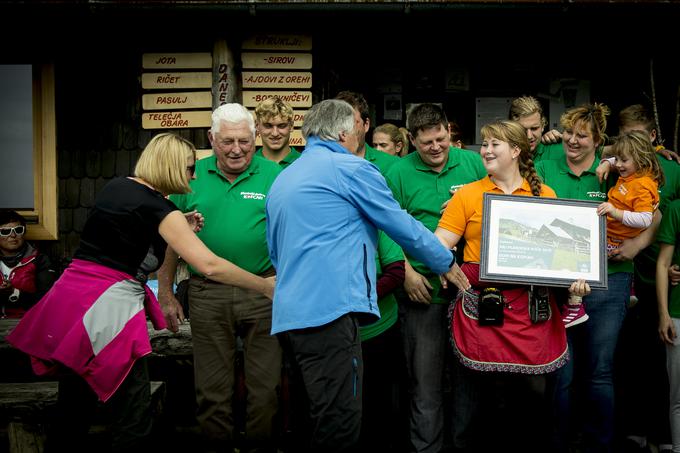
[606,104,680,453]
[335,90,399,175]
[655,199,680,453]
[508,95,564,163]
[385,103,486,453]
[335,90,408,450]
[254,97,301,168]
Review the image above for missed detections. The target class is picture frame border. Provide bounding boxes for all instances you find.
[479,193,608,289]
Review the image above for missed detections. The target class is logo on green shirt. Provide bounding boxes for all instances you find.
[241,191,266,200]
[586,191,607,200]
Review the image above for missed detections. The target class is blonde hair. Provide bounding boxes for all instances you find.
[619,104,656,134]
[481,120,542,196]
[560,103,610,147]
[255,97,294,125]
[398,127,410,154]
[509,96,547,128]
[610,130,664,186]
[374,123,409,156]
[134,133,196,195]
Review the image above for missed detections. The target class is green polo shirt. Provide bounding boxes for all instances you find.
[535,155,610,203]
[536,153,633,273]
[533,142,565,163]
[360,145,403,333]
[360,231,404,341]
[656,155,680,213]
[386,146,486,304]
[170,154,281,276]
[655,199,680,317]
[255,146,300,168]
[635,156,680,285]
[365,144,399,175]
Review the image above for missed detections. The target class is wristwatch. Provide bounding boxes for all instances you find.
[448,249,457,268]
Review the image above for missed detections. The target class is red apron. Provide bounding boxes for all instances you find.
[449,263,568,374]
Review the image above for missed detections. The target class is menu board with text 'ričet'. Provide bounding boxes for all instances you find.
[141,52,214,129]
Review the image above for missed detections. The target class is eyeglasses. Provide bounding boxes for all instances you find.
[0,226,25,237]
[186,165,196,176]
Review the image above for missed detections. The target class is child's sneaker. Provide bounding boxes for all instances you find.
[562,303,589,328]
[629,282,639,307]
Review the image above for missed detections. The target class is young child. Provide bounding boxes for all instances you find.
[561,131,663,328]
[588,130,664,321]
[598,131,663,251]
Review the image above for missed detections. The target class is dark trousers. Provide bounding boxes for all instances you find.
[616,276,671,445]
[46,357,152,453]
[452,358,553,453]
[281,314,363,453]
[360,322,406,452]
[398,300,448,453]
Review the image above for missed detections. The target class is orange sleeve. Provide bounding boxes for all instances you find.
[630,176,659,212]
[438,182,478,235]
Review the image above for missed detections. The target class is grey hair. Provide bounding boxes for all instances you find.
[302,99,355,141]
[211,103,256,137]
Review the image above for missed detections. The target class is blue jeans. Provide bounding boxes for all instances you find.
[553,272,630,453]
[398,300,448,453]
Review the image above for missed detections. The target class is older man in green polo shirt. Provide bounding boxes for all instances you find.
[385,103,486,453]
[157,103,282,453]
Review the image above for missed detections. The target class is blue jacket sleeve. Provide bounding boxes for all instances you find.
[343,163,453,274]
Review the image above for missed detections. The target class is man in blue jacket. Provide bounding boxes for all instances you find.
[266,99,465,452]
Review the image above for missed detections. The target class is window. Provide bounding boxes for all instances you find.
[3,64,58,240]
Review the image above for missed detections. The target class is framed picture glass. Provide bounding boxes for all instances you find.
[479,193,607,289]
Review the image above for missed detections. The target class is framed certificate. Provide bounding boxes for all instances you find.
[479,193,607,289]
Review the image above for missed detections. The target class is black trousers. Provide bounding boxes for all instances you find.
[281,314,363,453]
[46,357,152,453]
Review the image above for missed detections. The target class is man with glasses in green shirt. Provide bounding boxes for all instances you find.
[157,103,282,453]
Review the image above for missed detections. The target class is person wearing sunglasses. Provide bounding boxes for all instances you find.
[0,210,55,318]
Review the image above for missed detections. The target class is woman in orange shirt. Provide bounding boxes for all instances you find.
[435,120,590,452]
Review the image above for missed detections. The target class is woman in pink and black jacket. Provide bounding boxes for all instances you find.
[7,133,276,453]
